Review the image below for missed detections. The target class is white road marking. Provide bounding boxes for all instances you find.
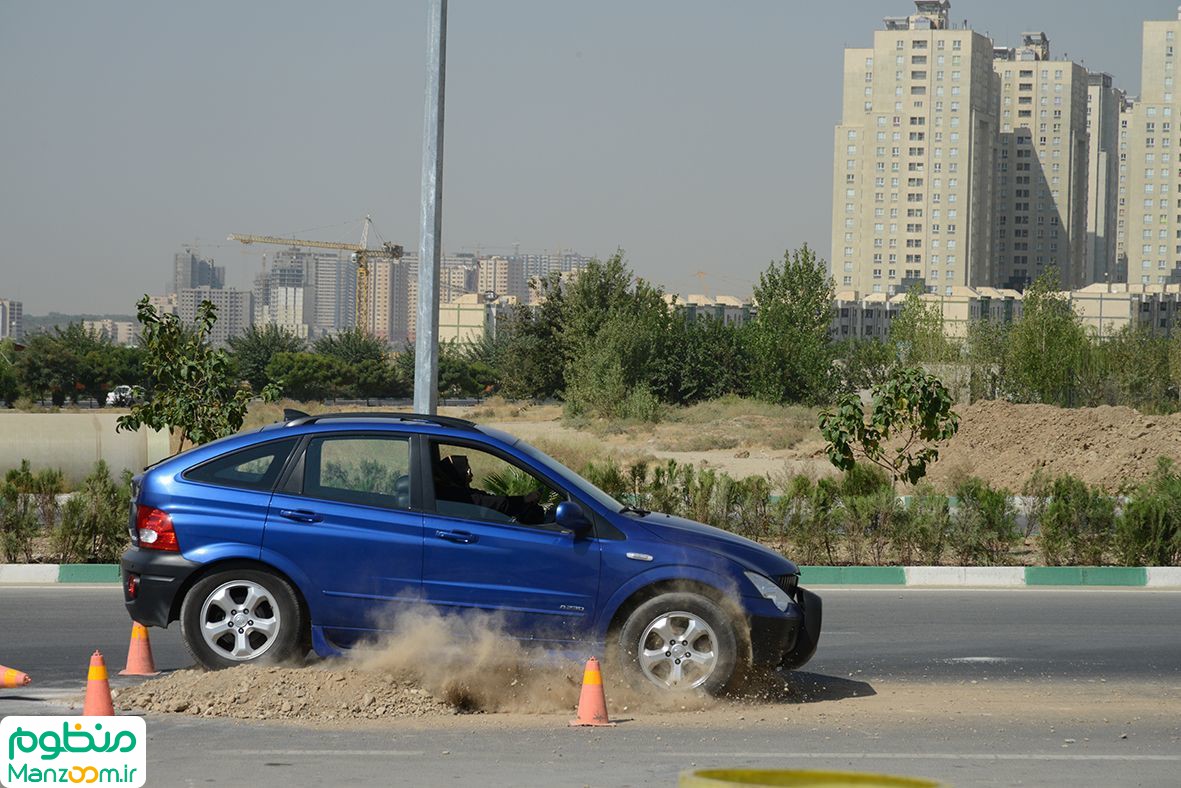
[943,656,1015,663]
[664,752,1181,762]
[220,750,427,757]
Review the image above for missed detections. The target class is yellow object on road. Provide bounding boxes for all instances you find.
[678,769,943,788]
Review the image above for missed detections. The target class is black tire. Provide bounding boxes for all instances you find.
[615,592,741,695]
[180,567,306,671]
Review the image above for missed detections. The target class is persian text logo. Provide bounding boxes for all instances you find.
[1,716,145,787]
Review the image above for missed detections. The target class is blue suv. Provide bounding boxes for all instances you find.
[121,412,821,693]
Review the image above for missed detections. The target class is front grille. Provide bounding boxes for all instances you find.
[775,573,799,594]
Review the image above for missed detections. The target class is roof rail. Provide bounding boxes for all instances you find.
[281,411,479,431]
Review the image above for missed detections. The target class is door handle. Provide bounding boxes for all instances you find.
[435,529,477,544]
[279,509,322,523]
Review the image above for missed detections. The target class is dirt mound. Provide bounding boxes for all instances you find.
[927,400,1181,492]
[114,665,454,722]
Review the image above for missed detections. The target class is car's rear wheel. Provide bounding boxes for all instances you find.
[180,568,305,670]
[616,592,740,695]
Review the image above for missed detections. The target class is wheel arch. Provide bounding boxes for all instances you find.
[169,558,311,648]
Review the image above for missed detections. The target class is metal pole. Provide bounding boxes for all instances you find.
[414,0,447,414]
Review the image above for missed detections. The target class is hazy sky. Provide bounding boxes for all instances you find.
[2,0,1178,314]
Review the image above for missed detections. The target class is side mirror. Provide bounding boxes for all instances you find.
[555,501,593,537]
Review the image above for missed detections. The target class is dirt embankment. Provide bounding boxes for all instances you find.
[927,400,1181,492]
[465,400,1181,493]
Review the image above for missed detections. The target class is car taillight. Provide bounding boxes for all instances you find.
[136,505,179,552]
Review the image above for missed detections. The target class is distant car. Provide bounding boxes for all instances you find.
[106,385,137,407]
[120,412,821,693]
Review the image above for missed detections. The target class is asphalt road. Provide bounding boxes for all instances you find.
[2,586,1179,787]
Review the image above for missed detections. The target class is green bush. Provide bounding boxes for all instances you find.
[0,475,40,563]
[1040,474,1117,566]
[775,476,841,565]
[54,461,132,563]
[1116,458,1181,566]
[896,484,950,565]
[841,487,902,565]
[948,477,1019,565]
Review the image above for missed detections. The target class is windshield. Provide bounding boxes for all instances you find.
[483,427,624,513]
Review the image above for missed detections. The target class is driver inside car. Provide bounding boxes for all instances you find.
[433,454,547,525]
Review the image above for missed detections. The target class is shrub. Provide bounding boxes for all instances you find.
[54,461,132,563]
[0,475,40,563]
[1117,458,1181,566]
[895,484,950,565]
[1021,469,1052,540]
[948,477,1019,565]
[841,487,902,565]
[1039,474,1117,566]
[776,476,841,565]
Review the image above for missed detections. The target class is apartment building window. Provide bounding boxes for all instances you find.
[896,40,905,50]
[913,39,927,49]
[873,269,882,279]
[912,70,927,80]
[911,86,927,95]
[952,40,961,50]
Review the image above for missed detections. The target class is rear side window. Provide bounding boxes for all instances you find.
[302,435,412,511]
[184,439,297,492]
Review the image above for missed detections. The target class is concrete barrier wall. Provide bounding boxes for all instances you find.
[0,413,170,484]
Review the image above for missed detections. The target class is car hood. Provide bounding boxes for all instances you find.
[634,512,799,578]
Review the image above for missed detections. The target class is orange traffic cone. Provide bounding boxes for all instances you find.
[118,622,160,676]
[569,656,616,727]
[1,664,31,688]
[82,650,114,716]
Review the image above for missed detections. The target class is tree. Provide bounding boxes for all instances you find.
[117,296,277,451]
[1101,324,1171,411]
[832,337,896,393]
[818,366,960,487]
[653,314,750,405]
[889,284,959,365]
[560,254,672,420]
[313,327,388,366]
[1004,270,1093,407]
[965,319,1010,402]
[0,340,19,406]
[746,245,836,405]
[497,285,566,399]
[265,352,351,402]
[227,325,306,392]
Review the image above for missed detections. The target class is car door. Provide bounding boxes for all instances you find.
[420,438,600,641]
[263,431,423,645]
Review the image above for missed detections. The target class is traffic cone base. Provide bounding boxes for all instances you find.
[1,664,31,688]
[119,622,160,676]
[83,650,114,716]
[569,656,616,727]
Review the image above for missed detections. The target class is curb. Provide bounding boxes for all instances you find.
[797,566,1178,588]
[0,564,1179,588]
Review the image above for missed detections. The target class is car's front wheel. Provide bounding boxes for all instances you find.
[616,592,741,694]
[180,567,305,670]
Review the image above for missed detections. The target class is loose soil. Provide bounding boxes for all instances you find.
[451,400,1181,493]
[113,665,1175,735]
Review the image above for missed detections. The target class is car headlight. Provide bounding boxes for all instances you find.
[744,571,791,612]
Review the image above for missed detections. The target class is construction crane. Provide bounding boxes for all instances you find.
[228,216,403,332]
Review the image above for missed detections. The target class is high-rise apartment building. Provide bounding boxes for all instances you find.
[177,287,252,346]
[173,249,225,294]
[1086,72,1127,285]
[1122,10,1181,285]
[253,253,311,337]
[478,256,528,302]
[365,258,410,345]
[992,34,1089,289]
[832,1,999,296]
[0,299,22,341]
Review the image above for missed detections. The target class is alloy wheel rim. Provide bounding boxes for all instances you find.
[637,611,719,689]
[199,580,281,661]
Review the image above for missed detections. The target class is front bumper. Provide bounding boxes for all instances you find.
[748,587,822,671]
[121,547,202,628]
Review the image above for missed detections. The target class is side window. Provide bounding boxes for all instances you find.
[184,439,297,492]
[302,435,412,511]
[431,441,562,527]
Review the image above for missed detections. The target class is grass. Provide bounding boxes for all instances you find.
[564,396,820,453]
